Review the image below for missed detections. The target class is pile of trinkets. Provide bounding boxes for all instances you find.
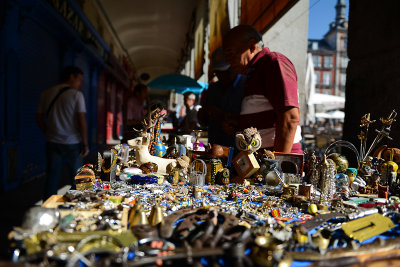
[8,110,400,266]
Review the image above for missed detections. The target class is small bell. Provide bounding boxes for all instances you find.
[131,208,149,226]
[128,202,144,228]
[148,204,164,226]
[193,185,202,198]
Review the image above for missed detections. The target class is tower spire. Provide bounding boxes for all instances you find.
[335,0,346,27]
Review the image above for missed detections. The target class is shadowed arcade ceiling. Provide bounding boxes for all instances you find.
[98,0,197,82]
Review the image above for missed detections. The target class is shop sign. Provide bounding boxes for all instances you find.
[46,0,107,60]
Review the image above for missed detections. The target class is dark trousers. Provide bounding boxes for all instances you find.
[44,142,82,200]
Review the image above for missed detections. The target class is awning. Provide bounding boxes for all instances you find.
[147,74,207,94]
[316,110,345,120]
[240,0,299,33]
[310,93,345,105]
[310,93,345,113]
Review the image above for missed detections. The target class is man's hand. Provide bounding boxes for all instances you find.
[80,145,89,158]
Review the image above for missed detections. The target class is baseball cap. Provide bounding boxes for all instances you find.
[211,47,230,72]
[185,92,196,100]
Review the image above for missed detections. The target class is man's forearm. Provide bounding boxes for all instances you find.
[274,122,297,153]
[274,108,300,153]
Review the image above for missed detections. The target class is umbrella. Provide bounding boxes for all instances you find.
[315,112,331,119]
[147,74,207,94]
[179,81,208,95]
[310,93,345,113]
[310,93,345,105]
[328,110,345,119]
[316,110,345,120]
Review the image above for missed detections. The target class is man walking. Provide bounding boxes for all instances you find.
[36,66,89,199]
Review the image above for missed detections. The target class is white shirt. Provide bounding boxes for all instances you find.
[37,84,86,144]
[241,95,302,148]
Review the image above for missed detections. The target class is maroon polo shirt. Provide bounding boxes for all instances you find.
[239,47,302,153]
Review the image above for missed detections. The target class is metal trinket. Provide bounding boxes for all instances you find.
[342,213,395,242]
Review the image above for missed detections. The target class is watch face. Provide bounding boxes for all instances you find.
[237,156,250,173]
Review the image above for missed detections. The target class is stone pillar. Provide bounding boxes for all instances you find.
[343,0,400,154]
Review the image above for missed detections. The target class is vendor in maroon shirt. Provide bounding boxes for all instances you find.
[223,24,302,154]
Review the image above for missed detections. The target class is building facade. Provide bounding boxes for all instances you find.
[308,0,348,96]
[0,0,134,191]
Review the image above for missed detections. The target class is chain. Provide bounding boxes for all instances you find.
[102,149,118,173]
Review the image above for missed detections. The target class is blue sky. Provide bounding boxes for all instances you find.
[308,0,349,39]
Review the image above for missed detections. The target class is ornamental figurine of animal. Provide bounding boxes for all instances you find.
[128,133,178,174]
[235,127,262,153]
